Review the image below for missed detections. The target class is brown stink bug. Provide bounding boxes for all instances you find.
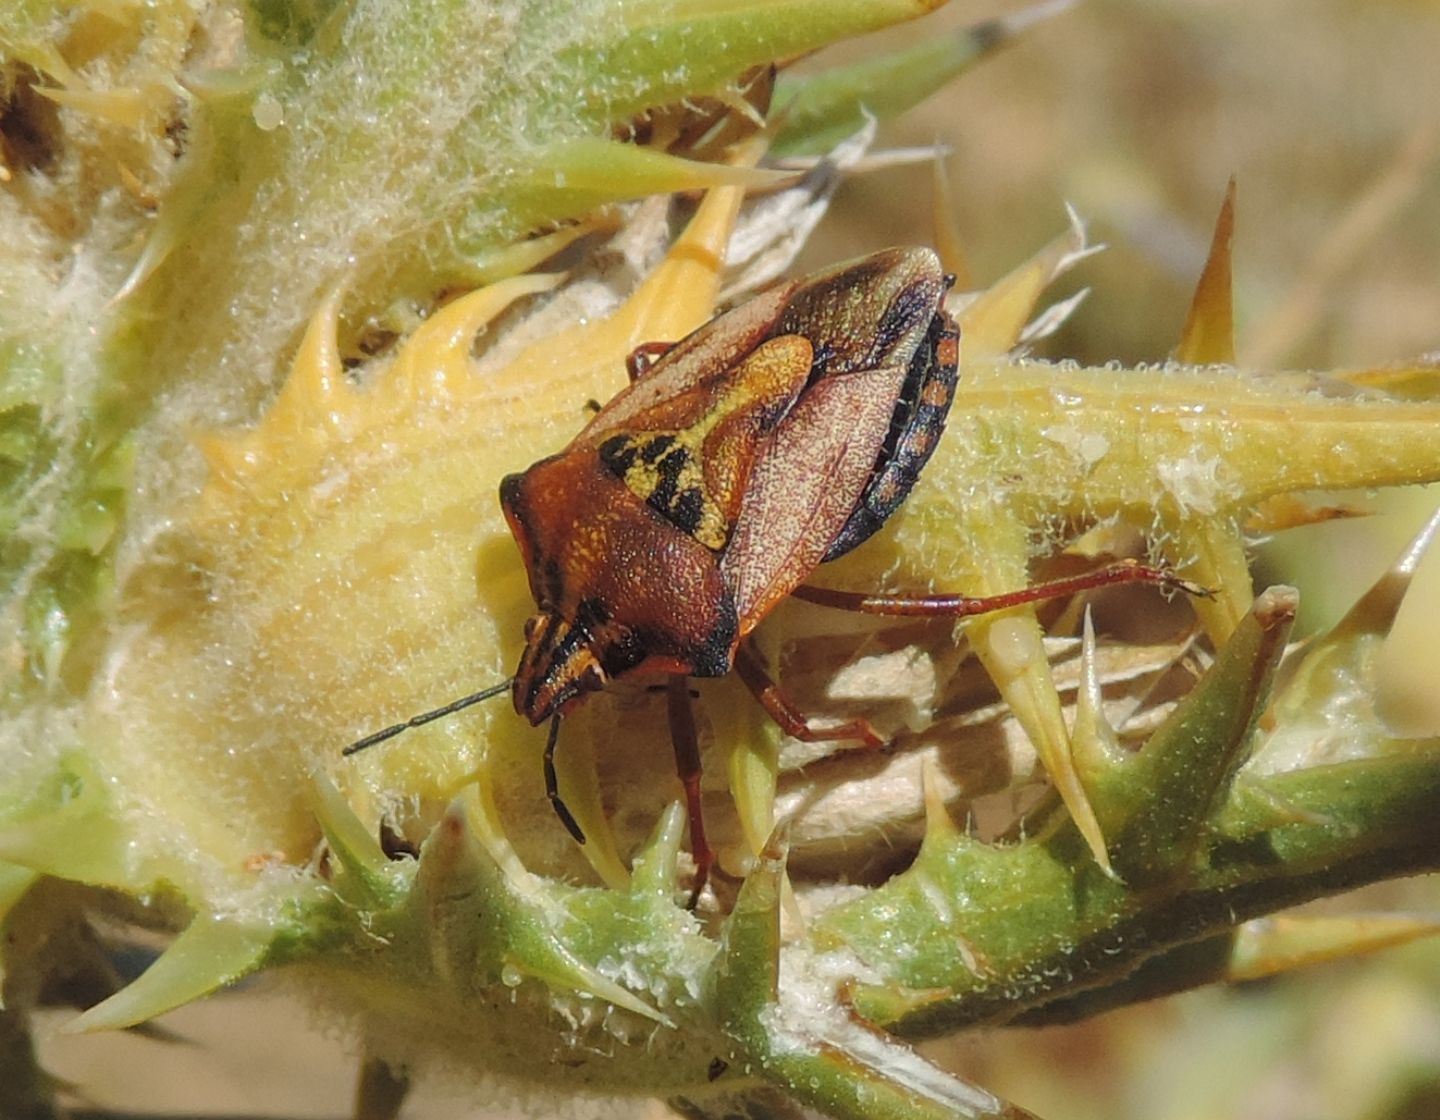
[348,248,1198,894]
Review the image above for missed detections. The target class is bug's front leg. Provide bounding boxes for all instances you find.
[666,674,713,907]
[790,559,1211,618]
[543,717,587,845]
[733,642,887,751]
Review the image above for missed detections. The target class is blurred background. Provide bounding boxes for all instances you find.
[35,1,1440,1116]
[816,4,1440,1118]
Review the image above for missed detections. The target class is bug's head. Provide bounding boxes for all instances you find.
[512,611,608,725]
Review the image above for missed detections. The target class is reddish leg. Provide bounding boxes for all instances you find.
[790,559,1210,618]
[626,341,674,382]
[733,642,886,750]
[667,674,712,907]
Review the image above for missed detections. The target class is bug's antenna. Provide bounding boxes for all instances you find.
[543,716,586,845]
[343,679,513,756]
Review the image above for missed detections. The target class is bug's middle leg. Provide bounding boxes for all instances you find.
[733,641,886,751]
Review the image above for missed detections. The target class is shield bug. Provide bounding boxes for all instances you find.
[348,247,1199,894]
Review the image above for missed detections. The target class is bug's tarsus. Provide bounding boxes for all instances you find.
[666,675,712,908]
[343,679,513,756]
[544,716,587,845]
[733,642,887,750]
[791,559,1211,618]
[378,821,420,861]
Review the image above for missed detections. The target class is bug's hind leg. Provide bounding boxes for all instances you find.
[733,641,887,751]
[791,559,1210,618]
[667,675,714,907]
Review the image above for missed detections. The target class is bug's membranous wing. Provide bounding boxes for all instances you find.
[771,248,948,378]
[595,334,814,551]
[821,305,960,562]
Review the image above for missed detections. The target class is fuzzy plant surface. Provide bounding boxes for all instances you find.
[3,3,1440,1119]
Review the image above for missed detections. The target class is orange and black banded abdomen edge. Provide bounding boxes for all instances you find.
[821,292,960,562]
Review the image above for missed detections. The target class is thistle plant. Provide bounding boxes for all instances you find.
[2,3,1438,1119]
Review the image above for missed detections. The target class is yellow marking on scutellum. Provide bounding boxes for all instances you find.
[611,333,811,550]
[611,432,725,547]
